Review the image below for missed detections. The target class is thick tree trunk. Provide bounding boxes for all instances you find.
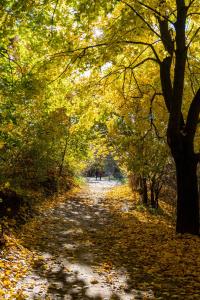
[175,154,199,235]
[150,180,156,208]
[138,176,148,206]
[150,177,161,209]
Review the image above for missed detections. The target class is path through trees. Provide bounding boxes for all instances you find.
[7,180,199,299]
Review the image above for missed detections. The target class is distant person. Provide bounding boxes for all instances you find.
[99,170,102,181]
[95,170,103,180]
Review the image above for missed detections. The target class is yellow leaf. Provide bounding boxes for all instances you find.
[0,141,4,149]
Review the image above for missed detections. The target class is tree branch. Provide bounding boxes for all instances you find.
[121,1,161,38]
[47,39,161,63]
[45,39,161,81]
[123,57,159,70]
[132,71,143,97]
[185,88,200,139]
[48,53,81,83]
[51,0,59,29]
[187,12,200,17]
[187,0,198,9]
[128,45,153,67]
[118,40,161,62]
[187,26,200,48]
[168,0,187,134]
[160,57,173,112]
[0,50,23,74]
[158,19,174,55]
[134,0,175,25]
[149,92,165,139]
[187,57,196,96]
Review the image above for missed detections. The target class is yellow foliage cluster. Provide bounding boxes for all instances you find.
[0,234,36,299]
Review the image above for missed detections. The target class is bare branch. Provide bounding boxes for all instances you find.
[128,45,153,67]
[51,0,59,29]
[51,40,161,62]
[132,71,143,97]
[185,88,200,139]
[118,40,161,62]
[122,1,161,38]
[121,58,158,71]
[187,0,198,9]
[187,12,200,17]
[186,23,194,40]
[48,43,110,58]
[48,53,81,83]
[122,68,126,94]
[152,122,165,139]
[149,92,165,139]
[0,50,23,74]
[187,26,200,47]
[96,69,124,86]
[187,57,196,96]
[44,39,161,81]
[133,0,174,25]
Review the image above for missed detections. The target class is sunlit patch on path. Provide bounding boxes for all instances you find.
[16,179,155,299]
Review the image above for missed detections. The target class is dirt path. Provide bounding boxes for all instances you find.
[16,179,154,300]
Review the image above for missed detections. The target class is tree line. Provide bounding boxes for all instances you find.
[0,0,200,235]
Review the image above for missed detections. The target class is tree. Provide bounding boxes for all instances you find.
[156,0,200,234]
[105,104,168,207]
[63,0,200,235]
[1,0,200,234]
[0,1,99,190]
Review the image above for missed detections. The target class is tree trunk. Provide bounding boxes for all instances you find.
[150,179,157,208]
[154,185,160,209]
[142,177,148,206]
[59,139,68,177]
[138,176,148,206]
[175,154,199,235]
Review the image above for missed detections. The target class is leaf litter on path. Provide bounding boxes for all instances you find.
[1,179,200,299]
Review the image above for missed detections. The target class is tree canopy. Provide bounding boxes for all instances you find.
[0,0,200,235]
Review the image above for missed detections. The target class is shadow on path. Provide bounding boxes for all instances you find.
[16,178,199,299]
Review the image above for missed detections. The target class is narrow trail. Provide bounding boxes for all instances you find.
[13,179,200,299]
[17,179,152,300]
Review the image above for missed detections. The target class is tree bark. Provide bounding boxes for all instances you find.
[150,178,160,209]
[150,183,156,208]
[142,177,148,206]
[138,176,148,206]
[157,2,199,235]
[167,88,200,235]
[175,154,199,234]
[59,139,68,177]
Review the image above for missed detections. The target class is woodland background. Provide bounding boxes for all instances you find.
[0,0,200,235]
